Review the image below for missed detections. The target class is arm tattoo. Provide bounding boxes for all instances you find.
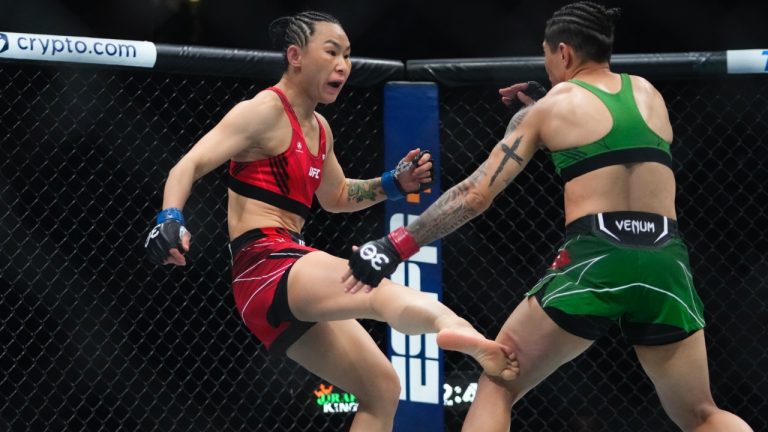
[405,108,533,245]
[407,163,488,245]
[505,105,532,137]
[489,136,524,186]
[346,179,381,203]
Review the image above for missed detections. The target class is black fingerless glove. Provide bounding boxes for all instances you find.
[144,208,188,265]
[524,81,548,101]
[506,81,548,111]
[348,227,420,287]
[381,150,434,199]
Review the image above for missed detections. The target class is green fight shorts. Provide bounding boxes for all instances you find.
[527,211,705,345]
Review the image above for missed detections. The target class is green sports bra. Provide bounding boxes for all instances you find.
[549,73,672,182]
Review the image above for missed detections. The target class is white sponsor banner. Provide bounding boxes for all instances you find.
[726,49,768,74]
[0,32,156,68]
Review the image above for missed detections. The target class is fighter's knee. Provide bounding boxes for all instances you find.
[493,331,522,361]
[359,363,401,411]
[695,402,720,419]
[672,401,720,430]
[491,374,524,395]
[376,365,402,406]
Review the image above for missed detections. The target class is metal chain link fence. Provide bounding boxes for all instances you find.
[0,62,384,432]
[1,60,766,432]
[439,77,768,431]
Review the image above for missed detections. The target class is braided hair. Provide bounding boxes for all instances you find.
[544,2,621,62]
[269,11,341,69]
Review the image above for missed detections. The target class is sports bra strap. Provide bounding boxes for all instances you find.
[267,87,301,132]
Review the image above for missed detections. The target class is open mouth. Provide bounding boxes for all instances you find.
[328,80,344,89]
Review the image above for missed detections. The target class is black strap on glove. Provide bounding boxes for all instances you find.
[145,208,188,265]
[348,237,403,287]
[524,81,548,101]
[347,226,420,287]
[506,81,548,111]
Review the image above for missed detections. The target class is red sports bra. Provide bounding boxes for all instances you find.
[228,87,327,219]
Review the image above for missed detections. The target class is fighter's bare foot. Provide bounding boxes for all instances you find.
[437,329,519,380]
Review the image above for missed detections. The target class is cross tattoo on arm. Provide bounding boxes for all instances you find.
[489,136,524,186]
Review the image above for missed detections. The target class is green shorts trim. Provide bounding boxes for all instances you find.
[527,232,705,345]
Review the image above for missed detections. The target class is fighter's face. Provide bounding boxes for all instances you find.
[300,22,352,104]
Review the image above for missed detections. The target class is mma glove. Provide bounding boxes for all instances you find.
[504,81,548,110]
[523,81,548,101]
[145,208,189,265]
[381,150,434,200]
[348,226,420,287]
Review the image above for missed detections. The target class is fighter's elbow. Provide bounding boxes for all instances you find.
[316,189,348,213]
[170,154,206,182]
[464,188,493,215]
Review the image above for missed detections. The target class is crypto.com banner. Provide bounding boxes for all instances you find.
[0,31,156,68]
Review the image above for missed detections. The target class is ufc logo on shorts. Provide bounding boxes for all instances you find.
[360,244,390,270]
[308,167,321,179]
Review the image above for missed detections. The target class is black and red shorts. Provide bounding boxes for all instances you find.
[230,227,317,354]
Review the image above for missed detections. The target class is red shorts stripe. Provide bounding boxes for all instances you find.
[230,228,316,350]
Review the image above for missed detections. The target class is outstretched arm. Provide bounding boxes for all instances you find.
[343,104,542,292]
[409,106,535,245]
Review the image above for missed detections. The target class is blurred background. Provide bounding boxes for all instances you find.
[1,0,767,60]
